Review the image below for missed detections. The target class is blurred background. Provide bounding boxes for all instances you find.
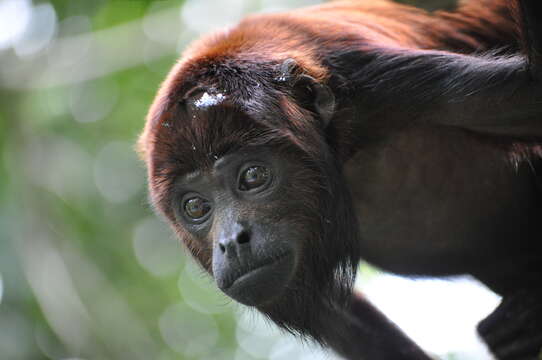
[0,0,502,359]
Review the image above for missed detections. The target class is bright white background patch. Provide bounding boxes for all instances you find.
[358,273,500,359]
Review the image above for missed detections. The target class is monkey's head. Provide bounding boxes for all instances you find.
[139,57,360,334]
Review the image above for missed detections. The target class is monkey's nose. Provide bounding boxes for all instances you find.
[218,228,251,256]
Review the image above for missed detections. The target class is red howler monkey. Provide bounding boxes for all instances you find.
[138,0,542,359]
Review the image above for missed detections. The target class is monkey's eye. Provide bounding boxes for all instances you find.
[184,197,211,220]
[239,166,270,191]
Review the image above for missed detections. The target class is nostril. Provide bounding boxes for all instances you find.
[219,243,226,253]
[237,230,251,244]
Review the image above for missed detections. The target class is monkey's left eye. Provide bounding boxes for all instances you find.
[239,166,270,191]
[184,197,211,220]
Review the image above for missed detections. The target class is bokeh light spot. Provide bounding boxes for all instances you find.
[258,0,323,13]
[133,217,183,277]
[235,311,280,358]
[269,337,334,360]
[25,136,95,200]
[49,15,92,69]
[94,141,145,203]
[0,0,32,50]
[159,303,219,357]
[14,3,57,57]
[35,324,70,360]
[178,261,233,314]
[69,79,118,123]
[181,0,247,34]
[142,2,182,46]
[0,311,34,359]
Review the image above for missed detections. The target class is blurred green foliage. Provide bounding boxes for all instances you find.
[0,0,455,359]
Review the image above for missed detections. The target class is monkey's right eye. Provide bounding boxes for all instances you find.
[183,197,211,220]
[239,166,270,191]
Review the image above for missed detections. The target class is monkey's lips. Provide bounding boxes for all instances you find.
[221,253,295,306]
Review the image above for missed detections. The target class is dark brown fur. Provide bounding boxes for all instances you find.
[139,1,542,359]
[138,0,521,275]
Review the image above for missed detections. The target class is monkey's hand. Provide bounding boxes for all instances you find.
[477,290,542,360]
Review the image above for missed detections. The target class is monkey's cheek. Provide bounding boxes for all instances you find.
[218,254,295,306]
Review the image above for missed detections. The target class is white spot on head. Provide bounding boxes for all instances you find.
[194,92,225,108]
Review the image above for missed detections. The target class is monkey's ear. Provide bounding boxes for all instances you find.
[295,74,335,128]
[278,58,335,128]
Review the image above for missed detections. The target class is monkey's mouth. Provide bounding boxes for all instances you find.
[227,254,290,288]
[221,253,295,306]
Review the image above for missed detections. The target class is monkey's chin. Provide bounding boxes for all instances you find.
[220,254,295,306]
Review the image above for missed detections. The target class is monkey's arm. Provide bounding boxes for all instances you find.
[321,292,431,360]
[478,290,542,360]
[475,2,542,359]
[326,30,542,360]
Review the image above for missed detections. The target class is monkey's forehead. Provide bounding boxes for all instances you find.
[185,87,229,112]
[167,54,289,106]
[149,107,277,174]
[173,146,276,186]
[193,92,226,108]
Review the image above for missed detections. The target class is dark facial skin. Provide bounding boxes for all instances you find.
[172,149,301,306]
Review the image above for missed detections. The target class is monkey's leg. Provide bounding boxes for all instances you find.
[477,289,542,360]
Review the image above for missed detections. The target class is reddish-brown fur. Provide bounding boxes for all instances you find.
[138,0,517,161]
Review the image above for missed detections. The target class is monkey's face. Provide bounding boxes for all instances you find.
[172,147,318,306]
[144,63,355,310]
